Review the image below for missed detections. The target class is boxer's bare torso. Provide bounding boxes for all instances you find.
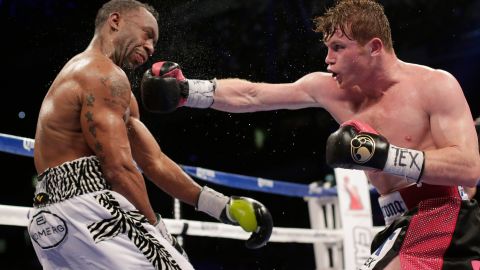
[34,51,133,174]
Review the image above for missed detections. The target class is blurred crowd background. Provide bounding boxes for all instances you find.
[1,0,480,269]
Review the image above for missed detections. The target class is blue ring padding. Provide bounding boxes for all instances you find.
[0,133,35,157]
[182,165,337,198]
[0,132,339,198]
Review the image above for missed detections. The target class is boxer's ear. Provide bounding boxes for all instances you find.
[367,38,383,56]
[108,12,121,32]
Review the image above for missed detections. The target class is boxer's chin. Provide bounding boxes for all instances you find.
[121,61,136,72]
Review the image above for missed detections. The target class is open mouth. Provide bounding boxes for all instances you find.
[136,53,146,64]
[331,72,338,80]
[131,51,147,66]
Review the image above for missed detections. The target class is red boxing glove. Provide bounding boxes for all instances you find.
[151,61,186,81]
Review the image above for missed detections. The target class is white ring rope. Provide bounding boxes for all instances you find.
[0,204,343,244]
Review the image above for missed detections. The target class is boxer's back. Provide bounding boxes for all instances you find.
[34,52,99,173]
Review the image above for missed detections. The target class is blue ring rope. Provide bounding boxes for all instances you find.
[0,133,35,157]
[181,165,337,197]
[0,132,339,198]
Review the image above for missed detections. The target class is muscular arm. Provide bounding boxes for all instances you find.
[127,96,202,206]
[421,71,480,187]
[211,72,334,112]
[80,67,156,224]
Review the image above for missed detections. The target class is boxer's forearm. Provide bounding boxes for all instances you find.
[127,117,202,206]
[103,163,157,224]
[211,79,262,112]
[422,147,480,187]
[142,154,202,207]
[212,78,319,112]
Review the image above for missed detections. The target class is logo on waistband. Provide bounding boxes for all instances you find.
[458,186,469,200]
[29,210,67,249]
[350,134,375,164]
[380,200,406,218]
[34,192,50,206]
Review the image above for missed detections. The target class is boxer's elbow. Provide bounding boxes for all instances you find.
[102,167,123,184]
[464,177,480,188]
[102,161,141,187]
[139,152,170,179]
[463,157,480,187]
[471,164,480,187]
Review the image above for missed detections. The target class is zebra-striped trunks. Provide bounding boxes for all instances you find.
[27,156,193,270]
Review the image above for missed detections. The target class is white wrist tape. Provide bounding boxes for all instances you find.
[383,144,425,184]
[196,186,229,220]
[186,79,216,108]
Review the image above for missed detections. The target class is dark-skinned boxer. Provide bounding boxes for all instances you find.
[28,1,272,269]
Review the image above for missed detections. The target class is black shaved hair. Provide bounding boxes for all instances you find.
[95,0,159,31]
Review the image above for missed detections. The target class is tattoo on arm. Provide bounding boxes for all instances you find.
[85,77,130,163]
[85,111,93,122]
[99,76,129,97]
[84,93,105,162]
[89,126,96,137]
[100,77,108,87]
[95,142,103,152]
[84,111,96,136]
[86,94,95,106]
[110,80,129,97]
[100,76,130,110]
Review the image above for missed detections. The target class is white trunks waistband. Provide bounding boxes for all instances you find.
[33,156,110,207]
